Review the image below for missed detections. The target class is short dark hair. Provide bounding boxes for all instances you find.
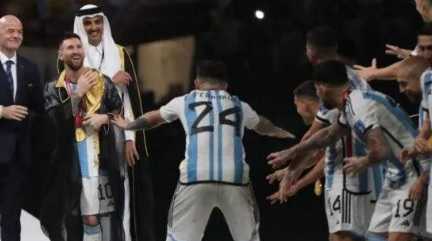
[59,32,81,47]
[293,80,318,100]
[306,26,338,49]
[418,23,432,36]
[196,60,227,83]
[313,60,348,86]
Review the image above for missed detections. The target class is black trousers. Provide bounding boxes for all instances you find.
[0,160,28,241]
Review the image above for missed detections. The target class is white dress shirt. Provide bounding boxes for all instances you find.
[86,44,136,142]
[0,51,18,119]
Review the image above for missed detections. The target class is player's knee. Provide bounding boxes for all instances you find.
[82,215,99,226]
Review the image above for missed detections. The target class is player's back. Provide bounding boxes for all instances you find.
[160,90,259,185]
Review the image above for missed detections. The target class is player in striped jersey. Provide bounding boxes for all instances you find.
[113,60,294,241]
[396,57,432,239]
[269,84,381,241]
[268,27,382,241]
[269,60,427,241]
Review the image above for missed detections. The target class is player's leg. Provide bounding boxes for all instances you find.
[81,177,103,241]
[218,184,260,241]
[387,181,424,241]
[83,215,102,241]
[166,184,216,241]
[367,183,393,241]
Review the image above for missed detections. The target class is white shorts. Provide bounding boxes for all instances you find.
[166,183,260,241]
[325,187,375,236]
[426,183,432,234]
[368,178,423,234]
[81,175,115,215]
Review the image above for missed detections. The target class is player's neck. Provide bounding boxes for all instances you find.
[198,84,226,91]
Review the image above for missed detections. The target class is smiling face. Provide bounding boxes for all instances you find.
[82,15,104,46]
[59,37,85,71]
[0,15,23,55]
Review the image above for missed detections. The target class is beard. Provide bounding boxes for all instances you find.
[64,57,83,71]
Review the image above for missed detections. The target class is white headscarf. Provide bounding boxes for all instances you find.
[73,4,121,78]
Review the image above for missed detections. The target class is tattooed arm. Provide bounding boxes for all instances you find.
[344,127,393,175]
[113,110,166,131]
[267,121,348,169]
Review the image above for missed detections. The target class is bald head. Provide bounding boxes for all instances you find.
[0,15,23,57]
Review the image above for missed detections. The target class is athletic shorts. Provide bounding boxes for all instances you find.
[166,183,260,241]
[325,186,375,236]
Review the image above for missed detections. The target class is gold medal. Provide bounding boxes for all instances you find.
[314,179,323,196]
[75,128,86,142]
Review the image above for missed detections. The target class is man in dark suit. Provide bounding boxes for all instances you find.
[0,15,44,241]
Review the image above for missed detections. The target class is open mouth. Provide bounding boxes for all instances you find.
[71,55,82,61]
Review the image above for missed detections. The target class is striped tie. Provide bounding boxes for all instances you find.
[5,60,14,94]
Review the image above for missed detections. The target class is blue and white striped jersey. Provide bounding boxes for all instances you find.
[418,67,432,173]
[316,67,382,194]
[160,90,259,185]
[339,89,421,188]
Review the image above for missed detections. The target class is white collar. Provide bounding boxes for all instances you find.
[89,42,103,53]
[0,51,17,65]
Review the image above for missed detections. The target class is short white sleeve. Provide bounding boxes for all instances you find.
[242,102,259,129]
[349,95,380,135]
[160,97,183,123]
[316,105,339,125]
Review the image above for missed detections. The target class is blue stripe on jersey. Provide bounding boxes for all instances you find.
[325,144,337,189]
[185,93,198,182]
[372,164,383,197]
[216,91,224,181]
[362,91,413,182]
[347,66,370,90]
[354,139,368,192]
[362,91,417,137]
[233,96,244,183]
[419,105,424,128]
[77,141,89,177]
[209,91,215,180]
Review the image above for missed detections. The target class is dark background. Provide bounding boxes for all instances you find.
[0,0,425,240]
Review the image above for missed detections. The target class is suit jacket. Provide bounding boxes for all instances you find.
[0,55,44,165]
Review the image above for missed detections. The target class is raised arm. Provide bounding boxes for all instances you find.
[253,116,295,139]
[267,121,348,169]
[113,110,167,131]
[354,59,402,82]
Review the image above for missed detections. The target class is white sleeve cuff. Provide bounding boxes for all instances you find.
[0,105,3,119]
[125,130,136,142]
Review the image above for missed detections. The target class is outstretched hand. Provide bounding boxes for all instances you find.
[354,58,377,82]
[267,147,298,169]
[385,44,411,59]
[112,115,130,129]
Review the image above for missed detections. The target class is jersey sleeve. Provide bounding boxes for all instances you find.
[160,97,183,123]
[315,104,332,125]
[242,102,260,129]
[422,70,432,115]
[351,97,380,135]
[316,104,339,125]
